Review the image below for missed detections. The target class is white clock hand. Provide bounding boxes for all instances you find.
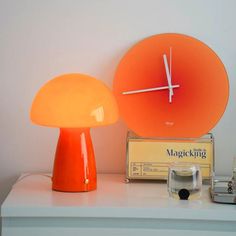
[122,85,180,95]
[169,47,173,95]
[163,54,173,103]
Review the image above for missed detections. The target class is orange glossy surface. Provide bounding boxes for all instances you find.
[113,33,229,138]
[52,128,96,192]
[31,73,118,128]
[31,73,119,192]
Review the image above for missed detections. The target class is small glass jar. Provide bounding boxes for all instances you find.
[168,162,202,200]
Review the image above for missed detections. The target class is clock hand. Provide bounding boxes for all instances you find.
[122,85,180,95]
[169,47,173,95]
[169,47,174,103]
[163,54,173,103]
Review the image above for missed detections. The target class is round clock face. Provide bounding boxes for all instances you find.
[113,33,229,138]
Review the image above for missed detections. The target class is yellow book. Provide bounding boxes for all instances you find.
[126,132,214,181]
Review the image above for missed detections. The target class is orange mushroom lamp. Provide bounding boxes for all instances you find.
[30,74,118,192]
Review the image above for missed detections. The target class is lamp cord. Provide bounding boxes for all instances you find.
[11,173,52,189]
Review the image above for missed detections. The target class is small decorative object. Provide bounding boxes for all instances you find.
[210,157,236,204]
[168,163,202,200]
[30,73,118,192]
[113,33,229,180]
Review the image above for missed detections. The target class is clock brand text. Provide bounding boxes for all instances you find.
[167,148,207,159]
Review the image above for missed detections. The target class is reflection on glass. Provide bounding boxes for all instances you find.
[91,106,105,122]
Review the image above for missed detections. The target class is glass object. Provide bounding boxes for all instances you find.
[168,162,202,200]
[30,74,118,192]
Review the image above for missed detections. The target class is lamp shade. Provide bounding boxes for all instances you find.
[30,73,118,192]
[31,73,118,128]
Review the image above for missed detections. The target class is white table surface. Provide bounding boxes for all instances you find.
[1,174,236,236]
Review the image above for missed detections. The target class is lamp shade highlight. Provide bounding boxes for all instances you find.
[30,74,118,192]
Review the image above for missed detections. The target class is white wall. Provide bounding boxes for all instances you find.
[0,0,236,207]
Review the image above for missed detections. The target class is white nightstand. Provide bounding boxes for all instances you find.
[1,174,236,236]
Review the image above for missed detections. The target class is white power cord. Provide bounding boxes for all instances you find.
[12,173,52,189]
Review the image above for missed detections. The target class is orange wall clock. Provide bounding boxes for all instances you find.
[113,33,229,138]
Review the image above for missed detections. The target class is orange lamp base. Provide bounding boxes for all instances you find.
[52,128,97,192]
